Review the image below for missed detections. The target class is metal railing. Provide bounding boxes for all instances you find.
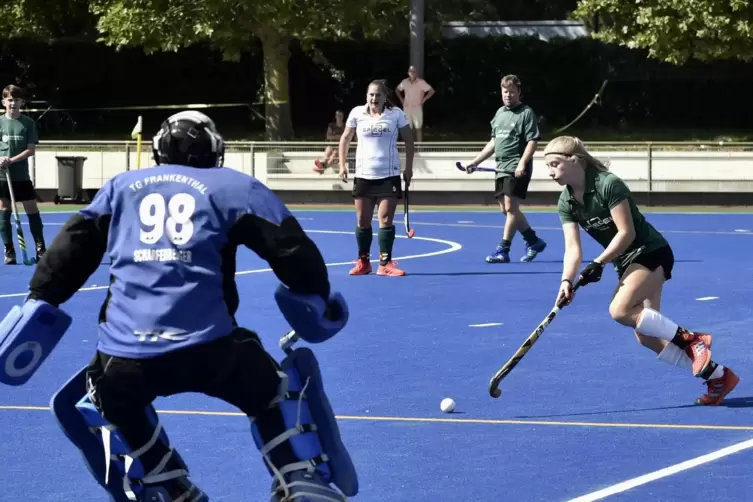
[35,139,753,153]
[30,140,753,193]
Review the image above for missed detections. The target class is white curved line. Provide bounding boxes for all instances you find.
[0,230,462,298]
[236,230,462,275]
[410,220,753,236]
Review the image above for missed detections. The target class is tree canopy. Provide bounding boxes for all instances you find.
[4,0,750,138]
[574,0,753,64]
[86,0,419,138]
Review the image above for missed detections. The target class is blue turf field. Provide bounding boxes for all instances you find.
[1,208,752,501]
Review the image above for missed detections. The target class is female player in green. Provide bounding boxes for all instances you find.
[546,136,738,406]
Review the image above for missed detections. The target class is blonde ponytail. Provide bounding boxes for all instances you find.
[543,136,610,171]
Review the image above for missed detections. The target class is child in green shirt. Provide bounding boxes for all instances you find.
[0,84,45,264]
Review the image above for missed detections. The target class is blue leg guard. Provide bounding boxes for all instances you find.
[50,367,130,502]
[50,368,208,501]
[251,347,358,501]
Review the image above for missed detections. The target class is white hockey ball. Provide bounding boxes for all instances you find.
[440,397,456,413]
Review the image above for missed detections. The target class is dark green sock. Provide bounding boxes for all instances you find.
[499,238,512,251]
[521,227,538,246]
[27,213,44,246]
[355,226,372,257]
[378,225,396,265]
[0,210,11,247]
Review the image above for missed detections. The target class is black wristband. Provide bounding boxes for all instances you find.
[561,279,572,286]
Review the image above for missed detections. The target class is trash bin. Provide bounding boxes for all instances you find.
[54,156,87,204]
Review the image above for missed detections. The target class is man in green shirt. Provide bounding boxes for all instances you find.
[545,135,738,406]
[465,75,546,263]
[0,84,45,264]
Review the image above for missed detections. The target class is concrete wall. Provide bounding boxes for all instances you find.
[31,141,753,206]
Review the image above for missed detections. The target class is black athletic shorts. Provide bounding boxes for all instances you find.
[620,245,675,281]
[85,328,296,472]
[0,180,37,202]
[352,176,402,200]
[494,175,530,200]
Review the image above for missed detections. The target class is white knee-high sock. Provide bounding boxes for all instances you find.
[708,365,725,380]
[657,341,725,379]
[657,343,692,370]
[636,308,679,341]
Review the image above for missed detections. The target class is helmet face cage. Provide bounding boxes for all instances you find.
[152,111,225,168]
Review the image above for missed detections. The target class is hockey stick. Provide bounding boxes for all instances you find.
[403,179,415,238]
[5,170,35,265]
[455,161,500,174]
[131,115,143,170]
[488,278,584,398]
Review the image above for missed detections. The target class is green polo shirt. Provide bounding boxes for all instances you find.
[0,114,38,182]
[489,103,540,178]
[557,167,668,274]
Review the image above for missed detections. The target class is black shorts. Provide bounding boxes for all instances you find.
[494,175,530,200]
[621,245,675,281]
[85,328,295,471]
[352,176,402,200]
[0,180,37,202]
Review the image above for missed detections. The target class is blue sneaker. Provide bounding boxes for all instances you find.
[486,246,510,263]
[521,238,547,262]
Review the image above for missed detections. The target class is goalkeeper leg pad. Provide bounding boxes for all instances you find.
[251,347,358,501]
[50,367,207,502]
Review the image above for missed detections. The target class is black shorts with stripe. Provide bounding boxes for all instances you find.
[0,180,38,202]
[352,176,402,200]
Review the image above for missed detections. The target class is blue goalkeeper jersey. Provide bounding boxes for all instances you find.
[29,164,330,359]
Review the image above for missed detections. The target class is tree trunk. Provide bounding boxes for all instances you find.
[258,27,294,140]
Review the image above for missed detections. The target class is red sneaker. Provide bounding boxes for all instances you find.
[678,330,713,376]
[697,367,739,406]
[376,260,406,276]
[349,258,372,275]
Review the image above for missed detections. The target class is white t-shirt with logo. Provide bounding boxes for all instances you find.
[346,105,409,180]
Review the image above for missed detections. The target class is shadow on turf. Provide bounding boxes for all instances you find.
[408,271,561,277]
[490,259,704,264]
[513,396,753,419]
[720,396,753,408]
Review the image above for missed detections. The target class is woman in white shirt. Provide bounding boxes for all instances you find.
[338,80,414,276]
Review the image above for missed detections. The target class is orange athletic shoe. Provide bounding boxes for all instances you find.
[692,332,713,349]
[697,367,739,406]
[679,330,713,376]
[376,260,406,276]
[349,257,372,275]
